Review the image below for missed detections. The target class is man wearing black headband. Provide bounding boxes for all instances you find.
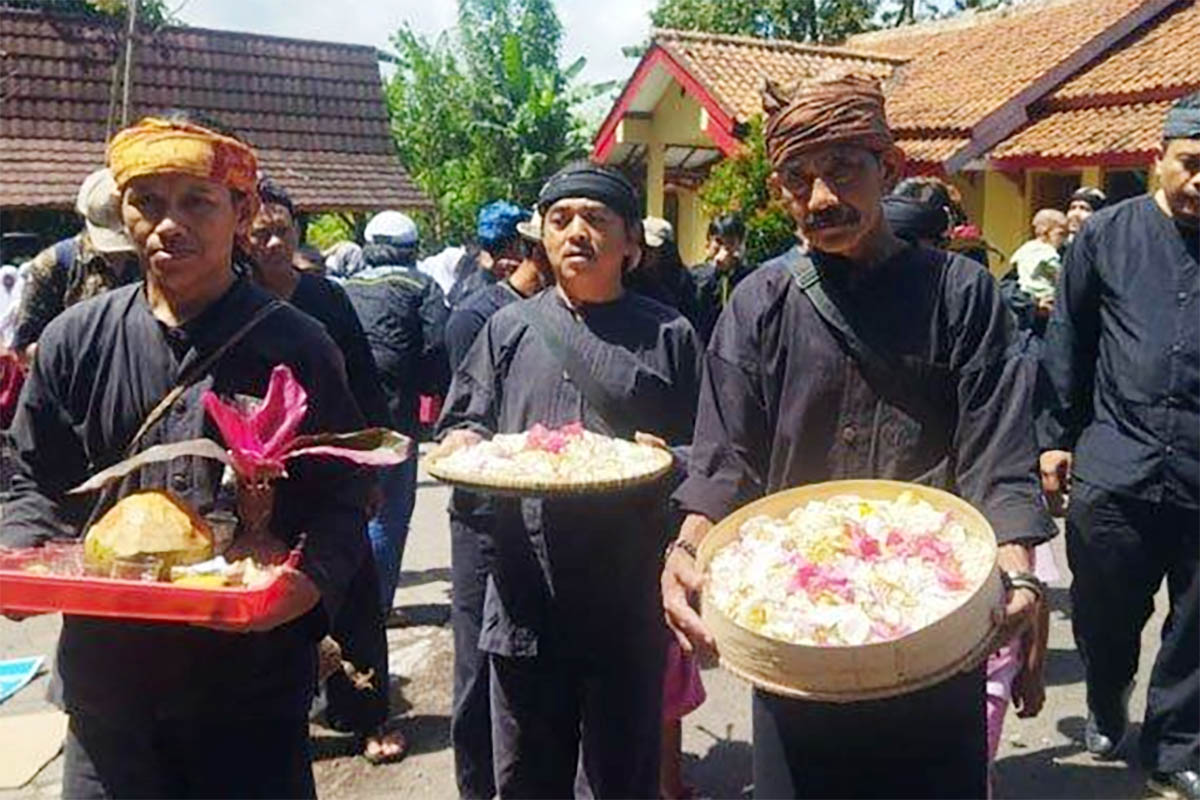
[1039,92,1199,800]
[435,162,704,797]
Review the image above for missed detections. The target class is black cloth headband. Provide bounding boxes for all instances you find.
[537,166,639,224]
[882,196,949,243]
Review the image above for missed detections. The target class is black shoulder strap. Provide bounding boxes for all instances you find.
[785,249,911,390]
[525,300,636,440]
[125,299,285,457]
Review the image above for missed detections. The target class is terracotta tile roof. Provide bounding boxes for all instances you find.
[990,1,1198,165]
[990,101,1173,161]
[844,0,1149,133]
[895,137,971,167]
[653,29,900,124]
[1045,0,1200,106]
[0,8,430,211]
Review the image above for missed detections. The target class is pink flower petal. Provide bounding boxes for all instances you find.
[253,365,309,458]
[203,390,262,456]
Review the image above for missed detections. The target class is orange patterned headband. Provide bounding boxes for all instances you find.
[107,117,259,198]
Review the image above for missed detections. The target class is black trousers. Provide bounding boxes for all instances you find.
[62,714,315,799]
[1066,480,1199,772]
[752,665,987,799]
[450,516,496,799]
[489,642,665,799]
[325,554,390,734]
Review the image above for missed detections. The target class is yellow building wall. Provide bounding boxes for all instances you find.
[673,188,711,266]
[980,169,1029,275]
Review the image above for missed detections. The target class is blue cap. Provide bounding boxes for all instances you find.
[477,201,530,249]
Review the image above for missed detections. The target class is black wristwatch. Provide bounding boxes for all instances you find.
[667,538,698,560]
[1002,570,1046,602]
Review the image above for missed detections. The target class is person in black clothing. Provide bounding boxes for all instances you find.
[661,74,1053,799]
[625,217,701,330]
[344,213,449,615]
[446,201,531,308]
[249,178,405,765]
[1065,186,1108,244]
[1038,93,1199,800]
[692,214,753,344]
[441,211,552,798]
[1,112,369,798]
[436,163,703,798]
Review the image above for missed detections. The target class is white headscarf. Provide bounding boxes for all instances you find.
[0,265,25,350]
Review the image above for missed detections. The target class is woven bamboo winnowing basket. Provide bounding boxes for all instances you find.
[697,479,1005,703]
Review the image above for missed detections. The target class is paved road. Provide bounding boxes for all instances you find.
[1,467,1170,799]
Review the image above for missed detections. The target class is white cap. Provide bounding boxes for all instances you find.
[76,169,136,254]
[643,217,674,248]
[364,211,419,246]
[516,208,541,242]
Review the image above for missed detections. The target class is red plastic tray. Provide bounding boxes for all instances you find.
[0,552,287,625]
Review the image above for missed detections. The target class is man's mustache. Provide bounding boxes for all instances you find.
[804,206,861,230]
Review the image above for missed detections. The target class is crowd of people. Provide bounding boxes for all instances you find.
[0,75,1195,800]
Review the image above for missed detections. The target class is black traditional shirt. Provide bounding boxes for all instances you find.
[437,289,704,658]
[445,280,523,373]
[675,245,1054,546]
[692,259,756,344]
[1,277,370,721]
[1039,195,1199,508]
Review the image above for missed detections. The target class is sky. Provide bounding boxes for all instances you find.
[177,0,659,87]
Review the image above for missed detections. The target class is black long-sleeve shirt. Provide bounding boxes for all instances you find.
[1038,195,1199,508]
[444,280,524,373]
[1,277,370,722]
[675,245,1055,546]
[437,289,704,658]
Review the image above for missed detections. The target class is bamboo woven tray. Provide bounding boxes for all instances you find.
[426,447,675,497]
[698,479,1004,702]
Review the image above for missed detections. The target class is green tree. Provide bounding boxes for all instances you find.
[380,0,597,248]
[650,0,879,44]
[698,117,796,265]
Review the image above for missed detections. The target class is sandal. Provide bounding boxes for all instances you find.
[361,726,407,766]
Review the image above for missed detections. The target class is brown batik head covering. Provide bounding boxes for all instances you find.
[762,73,895,169]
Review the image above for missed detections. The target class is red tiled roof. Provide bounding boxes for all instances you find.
[0,9,431,211]
[654,29,899,124]
[990,101,1173,164]
[844,0,1150,132]
[598,0,1189,173]
[1045,0,1200,107]
[990,1,1199,166]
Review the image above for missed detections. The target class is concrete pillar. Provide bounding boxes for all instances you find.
[646,141,666,218]
[1080,165,1102,189]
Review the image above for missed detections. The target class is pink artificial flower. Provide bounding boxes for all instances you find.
[527,422,585,454]
[203,364,408,478]
[203,364,307,477]
[846,522,882,561]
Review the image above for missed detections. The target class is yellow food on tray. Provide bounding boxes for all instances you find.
[85,490,213,580]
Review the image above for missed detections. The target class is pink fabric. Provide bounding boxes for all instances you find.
[662,641,706,721]
[986,638,1023,762]
[419,394,443,426]
[985,544,1056,763]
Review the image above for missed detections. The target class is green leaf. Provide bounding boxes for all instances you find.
[68,439,231,495]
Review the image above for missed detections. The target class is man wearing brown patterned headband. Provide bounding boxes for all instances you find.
[662,74,1056,798]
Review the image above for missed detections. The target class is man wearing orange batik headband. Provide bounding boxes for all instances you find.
[661,75,1056,799]
[1,110,371,798]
